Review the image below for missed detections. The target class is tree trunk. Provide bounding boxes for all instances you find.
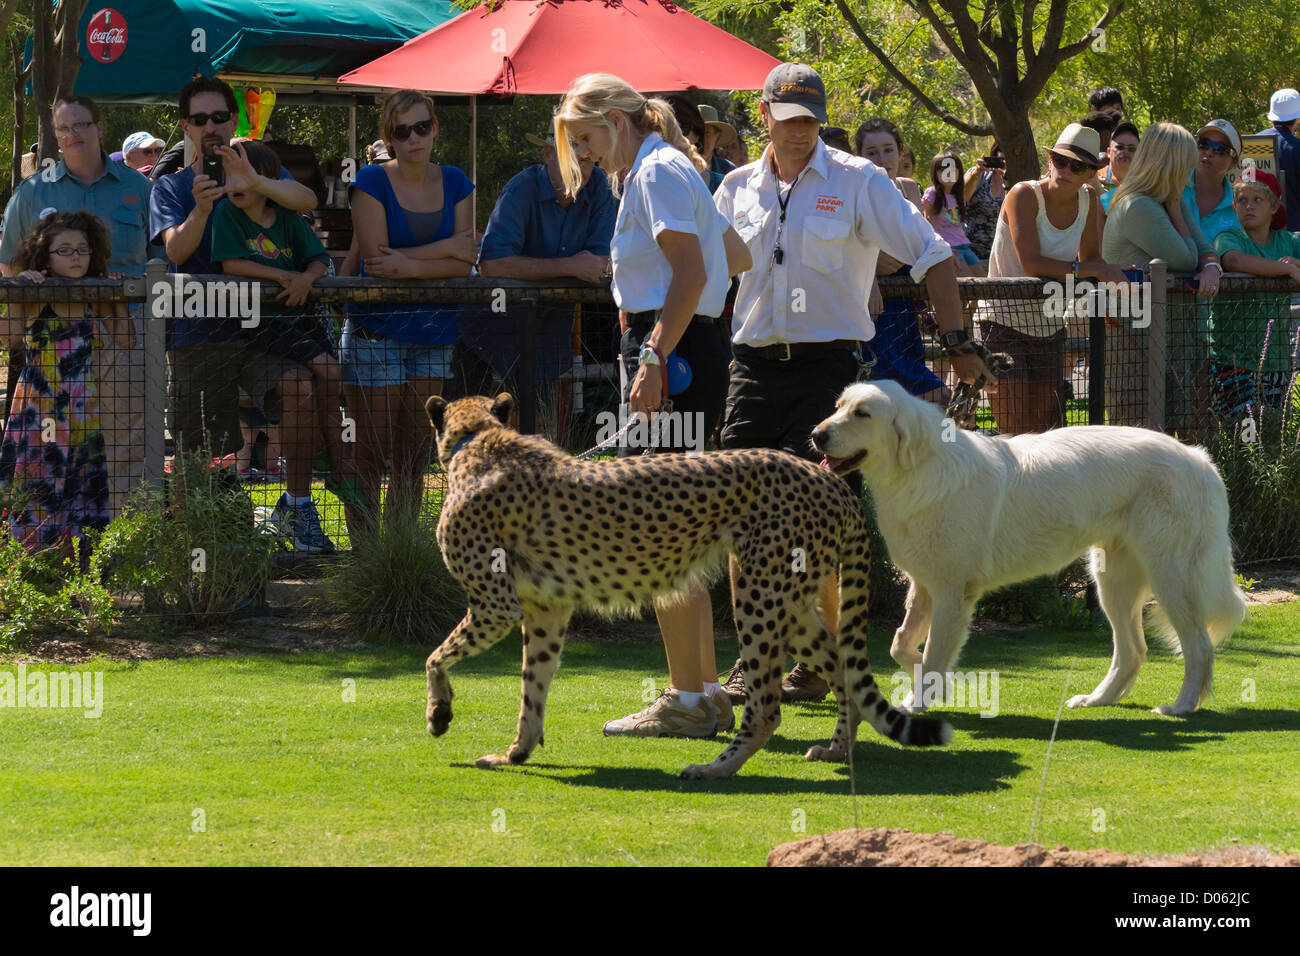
[32,0,56,163]
[992,109,1041,186]
[10,35,25,192]
[31,0,87,163]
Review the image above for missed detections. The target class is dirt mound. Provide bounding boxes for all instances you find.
[768,827,1300,867]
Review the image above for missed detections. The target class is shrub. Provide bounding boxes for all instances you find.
[0,536,117,649]
[1209,375,1300,564]
[320,500,466,645]
[93,450,276,627]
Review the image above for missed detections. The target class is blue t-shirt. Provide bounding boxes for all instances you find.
[148,164,298,347]
[479,164,615,262]
[347,163,474,346]
[1181,172,1237,244]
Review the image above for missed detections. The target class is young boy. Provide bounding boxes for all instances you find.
[1208,170,1300,419]
[209,140,355,550]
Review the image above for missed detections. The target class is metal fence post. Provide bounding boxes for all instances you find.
[520,296,538,434]
[1088,309,1106,425]
[140,259,168,492]
[1147,259,1167,431]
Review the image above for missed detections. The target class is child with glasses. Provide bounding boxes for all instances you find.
[0,211,132,555]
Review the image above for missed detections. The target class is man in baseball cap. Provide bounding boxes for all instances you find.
[761,62,829,123]
[715,61,993,705]
[1256,88,1300,229]
[121,131,164,172]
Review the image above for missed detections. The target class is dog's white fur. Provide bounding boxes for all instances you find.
[813,380,1247,715]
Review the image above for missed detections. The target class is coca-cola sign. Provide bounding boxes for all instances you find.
[86,8,128,64]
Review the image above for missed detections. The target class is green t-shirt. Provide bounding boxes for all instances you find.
[1209,226,1300,372]
[209,202,330,320]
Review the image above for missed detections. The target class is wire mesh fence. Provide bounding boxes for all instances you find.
[1,262,1297,639]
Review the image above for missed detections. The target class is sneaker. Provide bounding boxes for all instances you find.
[271,493,335,553]
[781,663,830,703]
[720,658,748,703]
[602,688,717,738]
[710,691,735,732]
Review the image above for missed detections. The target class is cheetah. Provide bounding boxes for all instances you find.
[423,393,952,779]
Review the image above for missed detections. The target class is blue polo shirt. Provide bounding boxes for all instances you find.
[479,164,615,262]
[149,163,298,347]
[1256,126,1300,230]
[1182,172,1238,243]
[0,153,151,275]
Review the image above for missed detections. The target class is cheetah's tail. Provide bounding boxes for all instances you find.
[837,522,953,749]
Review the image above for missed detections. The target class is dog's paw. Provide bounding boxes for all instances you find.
[428,702,453,736]
[804,744,847,763]
[475,753,511,768]
[1066,693,1098,709]
[1151,704,1194,717]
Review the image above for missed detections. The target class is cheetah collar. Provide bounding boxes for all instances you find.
[448,432,480,460]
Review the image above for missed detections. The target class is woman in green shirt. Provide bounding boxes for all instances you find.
[1101,123,1223,436]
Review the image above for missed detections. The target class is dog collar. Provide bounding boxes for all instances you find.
[448,432,479,460]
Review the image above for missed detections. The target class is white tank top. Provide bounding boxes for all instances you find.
[980,180,1089,335]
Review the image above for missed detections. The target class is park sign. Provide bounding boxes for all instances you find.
[1230,133,1281,190]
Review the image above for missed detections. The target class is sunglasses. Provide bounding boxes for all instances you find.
[1049,152,1094,175]
[392,119,434,141]
[188,110,232,127]
[136,146,162,156]
[1197,138,1234,156]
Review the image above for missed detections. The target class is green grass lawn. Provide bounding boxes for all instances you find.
[2,603,1297,866]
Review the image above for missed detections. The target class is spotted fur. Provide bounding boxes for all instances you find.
[423,393,952,779]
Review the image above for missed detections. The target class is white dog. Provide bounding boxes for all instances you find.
[811,381,1247,716]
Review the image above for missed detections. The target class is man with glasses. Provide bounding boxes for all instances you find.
[121,131,165,174]
[149,76,330,551]
[0,94,153,521]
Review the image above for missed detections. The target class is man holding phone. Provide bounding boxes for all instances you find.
[149,76,319,481]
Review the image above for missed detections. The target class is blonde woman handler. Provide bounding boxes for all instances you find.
[555,73,752,738]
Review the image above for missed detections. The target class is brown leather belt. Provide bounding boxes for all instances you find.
[732,339,860,362]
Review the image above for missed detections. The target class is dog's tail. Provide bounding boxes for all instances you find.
[837,522,952,748]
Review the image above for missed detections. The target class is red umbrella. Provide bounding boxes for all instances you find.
[336,0,782,94]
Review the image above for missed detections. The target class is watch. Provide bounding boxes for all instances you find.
[939,328,971,350]
[638,345,662,367]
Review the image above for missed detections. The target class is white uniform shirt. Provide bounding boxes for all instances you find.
[715,140,952,347]
[610,132,731,317]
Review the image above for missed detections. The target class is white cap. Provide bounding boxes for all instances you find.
[121,131,163,154]
[1197,119,1241,156]
[1267,88,1300,123]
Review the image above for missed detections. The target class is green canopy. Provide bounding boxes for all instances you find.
[71,0,457,104]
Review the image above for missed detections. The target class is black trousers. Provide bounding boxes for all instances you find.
[618,318,729,456]
[720,346,864,497]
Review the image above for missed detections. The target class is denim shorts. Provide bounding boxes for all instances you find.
[339,319,455,387]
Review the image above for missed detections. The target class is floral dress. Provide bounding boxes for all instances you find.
[0,305,109,550]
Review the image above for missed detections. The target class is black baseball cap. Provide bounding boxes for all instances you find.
[762,63,828,123]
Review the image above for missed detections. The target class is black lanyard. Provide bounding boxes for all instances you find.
[773,172,801,265]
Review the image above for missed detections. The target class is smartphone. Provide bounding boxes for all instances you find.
[202,151,224,186]
[982,156,1006,169]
